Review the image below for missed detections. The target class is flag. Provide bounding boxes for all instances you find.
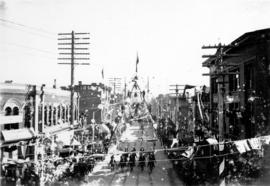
[219,158,225,175]
[102,68,104,79]
[220,178,226,186]
[136,53,139,73]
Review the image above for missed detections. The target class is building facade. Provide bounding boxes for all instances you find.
[203,28,270,140]
[75,81,111,124]
[0,82,79,183]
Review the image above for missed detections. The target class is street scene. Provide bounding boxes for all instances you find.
[1,0,270,186]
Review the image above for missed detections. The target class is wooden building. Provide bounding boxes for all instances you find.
[203,28,270,140]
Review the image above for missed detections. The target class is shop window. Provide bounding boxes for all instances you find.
[25,146,35,160]
[18,146,24,159]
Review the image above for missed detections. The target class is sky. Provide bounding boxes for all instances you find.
[0,0,270,96]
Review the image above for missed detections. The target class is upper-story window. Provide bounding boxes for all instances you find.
[4,106,20,130]
[5,107,12,116]
[229,69,239,92]
[13,107,19,115]
[245,64,254,90]
[24,105,32,128]
[211,78,218,94]
[44,106,48,125]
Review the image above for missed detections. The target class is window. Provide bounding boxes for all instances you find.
[5,107,12,116]
[13,107,19,115]
[4,123,19,130]
[25,145,35,160]
[57,105,61,122]
[211,78,218,94]
[44,106,48,125]
[48,106,52,126]
[229,69,239,92]
[245,64,254,90]
[24,105,31,128]
[62,106,66,121]
[53,107,56,125]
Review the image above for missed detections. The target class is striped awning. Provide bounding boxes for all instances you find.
[2,128,36,143]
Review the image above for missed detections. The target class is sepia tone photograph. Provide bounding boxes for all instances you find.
[1,0,270,185]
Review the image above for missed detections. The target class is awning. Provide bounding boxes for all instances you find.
[2,128,36,143]
[44,123,70,135]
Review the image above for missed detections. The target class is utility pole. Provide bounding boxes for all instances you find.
[147,76,150,93]
[169,84,185,131]
[109,77,121,102]
[58,31,90,125]
[124,78,127,100]
[202,43,239,140]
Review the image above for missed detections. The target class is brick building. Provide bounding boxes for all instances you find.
[0,82,79,182]
[75,81,111,124]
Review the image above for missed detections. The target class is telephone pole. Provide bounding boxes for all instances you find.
[202,43,239,140]
[58,31,90,125]
[169,84,185,131]
[109,77,121,103]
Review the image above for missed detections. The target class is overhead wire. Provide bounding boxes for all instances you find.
[0,18,58,59]
[0,23,56,40]
[0,17,56,36]
[1,41,56,55]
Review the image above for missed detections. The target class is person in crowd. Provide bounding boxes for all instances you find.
[138,152,146,171]
[109,155,116,171]
[147,152,156,173]
[119,155,126,172]
[129,153,136,172]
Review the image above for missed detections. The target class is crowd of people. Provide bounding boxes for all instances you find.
[157,116,266,185]
[109,146,156,173]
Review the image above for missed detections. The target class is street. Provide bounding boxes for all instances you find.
[85,122,184,186]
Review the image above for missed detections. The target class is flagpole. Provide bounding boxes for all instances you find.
[136,52,139,76]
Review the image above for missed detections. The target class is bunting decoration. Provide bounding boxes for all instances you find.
[234,140,251,154]
[248,138,262,150]
[181,146,194,158]
[219,158,225,175]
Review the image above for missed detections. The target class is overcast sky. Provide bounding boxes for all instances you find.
[0,0,270,95]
